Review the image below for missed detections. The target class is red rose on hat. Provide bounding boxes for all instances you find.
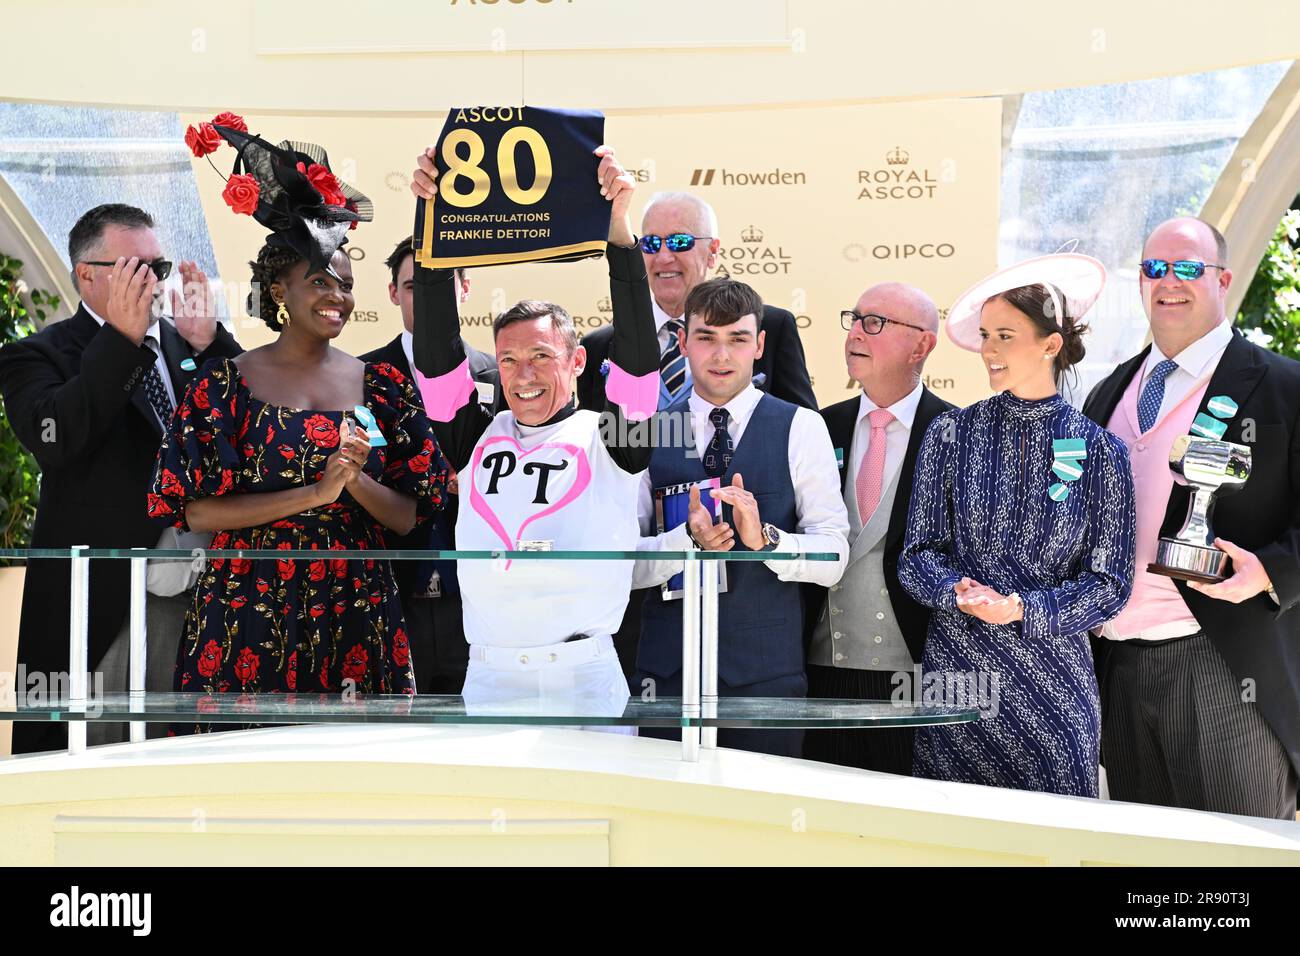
[185,122,221,157]
[211,111,248,133]
[222,173,260,216]
[297,161,347,207]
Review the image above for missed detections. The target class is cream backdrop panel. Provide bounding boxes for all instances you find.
[186,98,1000,409]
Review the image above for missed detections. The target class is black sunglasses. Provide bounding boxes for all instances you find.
[81,258,173,282]
[841,311,927,335]
[639,233,712,255]
[1140,259,1225,281]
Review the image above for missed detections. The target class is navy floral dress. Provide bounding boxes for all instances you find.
[148,357,448,711]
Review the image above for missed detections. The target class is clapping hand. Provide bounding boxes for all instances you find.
[710,473,764,551]
[170,260,218,353]
[954,577,1024,625]
[317,419,371,504]
[687,483,734,551]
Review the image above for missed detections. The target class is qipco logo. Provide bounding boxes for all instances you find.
[843,242,956,262]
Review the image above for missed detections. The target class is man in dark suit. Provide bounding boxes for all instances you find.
[802,282,954,774]
[359,236,498,694]
[577,191,816,414]
[0,204,242,753]
[1082,216,1300,819]
[577,192,817,679]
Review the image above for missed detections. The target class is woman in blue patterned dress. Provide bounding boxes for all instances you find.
[898,258,1136,796]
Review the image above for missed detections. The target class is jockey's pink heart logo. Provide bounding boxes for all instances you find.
[468,436,591,565]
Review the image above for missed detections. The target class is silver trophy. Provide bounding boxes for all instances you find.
[1148,435,1251,583]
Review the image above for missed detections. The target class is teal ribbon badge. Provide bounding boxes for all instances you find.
[1206,395,1238,420]
[1190,412,1228,441]
[1048,437,1086,500]
[352,404,387,447]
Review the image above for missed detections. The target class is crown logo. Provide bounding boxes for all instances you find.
[886,146,909,166]
[740,224,763,243]
[597,295,613,313]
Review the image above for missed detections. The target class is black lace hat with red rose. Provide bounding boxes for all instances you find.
[185,111,374,278]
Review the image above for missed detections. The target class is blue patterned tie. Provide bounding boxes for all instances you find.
[139,335,175,428]
[1137,358,1178,433]
[703,407,733,478]
[660,319,687,399]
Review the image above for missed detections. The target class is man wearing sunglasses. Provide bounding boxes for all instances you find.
[802,283,954,775]
[0,203,242,754]
[1082,216,1300,819]
[576,191,816,414]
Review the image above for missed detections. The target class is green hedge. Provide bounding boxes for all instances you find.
[0,254,59,552]
[1236,205,1300,360]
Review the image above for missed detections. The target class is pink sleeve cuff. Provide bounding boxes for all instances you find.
[605,362,659,422]
[414,358,476,422]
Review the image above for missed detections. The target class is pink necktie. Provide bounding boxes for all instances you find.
[856,408,895,522]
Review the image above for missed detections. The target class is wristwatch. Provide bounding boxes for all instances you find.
[758,523,781,553]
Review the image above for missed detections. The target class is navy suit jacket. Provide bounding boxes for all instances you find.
[1082,330,1300,774]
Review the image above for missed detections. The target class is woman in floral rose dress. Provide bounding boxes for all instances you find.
[149,118,447,721]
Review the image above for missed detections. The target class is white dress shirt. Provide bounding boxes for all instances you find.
[849,382,924,526]
[86,301,207,596]
[634,384,849,588]
[400,329,416,375]
[85,302,177,408]
[1138,320,1233,424]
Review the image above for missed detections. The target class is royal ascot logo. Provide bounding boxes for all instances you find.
[715,225,793,277]
[569,295,613,330]
[857,146,940,201]
[689,167,807,187]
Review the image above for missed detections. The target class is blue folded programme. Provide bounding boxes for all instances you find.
[352,404,387,447]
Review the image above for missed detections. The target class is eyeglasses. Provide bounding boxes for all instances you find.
[841,311,927,335]
[1140,259,1225,281]
[81,258,173,282]
[639,233,712,255]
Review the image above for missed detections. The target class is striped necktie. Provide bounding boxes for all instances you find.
[660,319,687,399]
